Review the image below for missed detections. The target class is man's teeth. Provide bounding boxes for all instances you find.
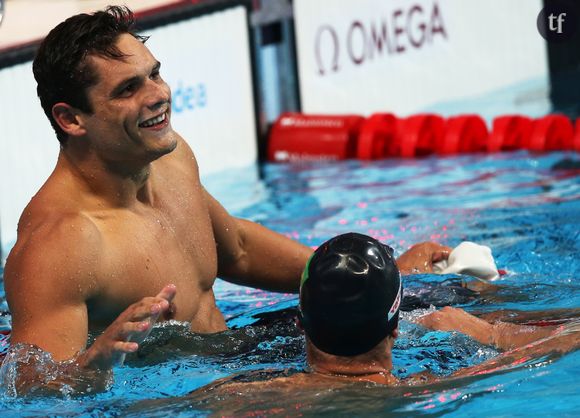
[140,113,166,127]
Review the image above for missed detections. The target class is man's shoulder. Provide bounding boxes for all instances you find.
[158,134,199,174]
[16,206,101,248]
[7,209,103,285]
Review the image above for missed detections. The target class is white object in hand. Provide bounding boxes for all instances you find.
[433,241,499,281]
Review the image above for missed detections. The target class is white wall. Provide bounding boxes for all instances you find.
[144,7,257,176]
[0,0,180,50]
[294,0,549,117]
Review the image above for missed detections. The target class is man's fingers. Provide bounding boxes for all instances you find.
[416,313,434,325]
[431,250,450,263]
[416,311,446,328]
[125,320,156,346]
[113,340,139,353]
[156,284,177,303]
[117,320,151,339]
[114,286,177,332]
[124,298,170,321]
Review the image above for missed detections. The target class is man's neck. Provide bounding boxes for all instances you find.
[57,147,156,208]
[306,341,397,385]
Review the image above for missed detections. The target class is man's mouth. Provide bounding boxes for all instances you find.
[139,112,167,128]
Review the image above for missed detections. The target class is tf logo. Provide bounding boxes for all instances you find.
[537,0,578,42]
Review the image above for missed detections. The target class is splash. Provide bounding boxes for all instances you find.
[0,343,112,398]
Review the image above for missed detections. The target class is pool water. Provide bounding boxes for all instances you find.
[0,151,579,416]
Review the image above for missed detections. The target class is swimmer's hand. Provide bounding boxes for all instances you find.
[78,284,177,370]
[416,307,556,351]
[396,242,451,275]
[416,307,493,344]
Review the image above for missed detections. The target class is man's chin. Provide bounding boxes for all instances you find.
[148,132,178,159]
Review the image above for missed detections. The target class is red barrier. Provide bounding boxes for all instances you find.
[395,114,445,158]
[488,115,533,152]
[267,113,364,161]
[266,112,578,162]
[527,114,574,152]
[438,115,488,155]
[356,113,398,160]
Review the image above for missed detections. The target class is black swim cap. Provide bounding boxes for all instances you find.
[299,232,402,356]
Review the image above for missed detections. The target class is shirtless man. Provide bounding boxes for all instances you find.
[2,6,446,393]
[182,233,578,409]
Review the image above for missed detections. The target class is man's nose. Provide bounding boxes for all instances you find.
[145,79,170,110]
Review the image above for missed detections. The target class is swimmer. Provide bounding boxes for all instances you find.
[183,233,580,399]
[2,6,446,395]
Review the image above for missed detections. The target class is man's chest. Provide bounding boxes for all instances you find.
[87,204,219,323]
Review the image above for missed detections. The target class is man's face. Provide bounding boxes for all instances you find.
[81,33,176,164]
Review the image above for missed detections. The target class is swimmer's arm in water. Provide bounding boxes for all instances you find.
[203,188,313,293]
[417,307,557,351]
[395,242,452,275]
[3,214,176,395]
[474,308,580,325]
[449,320,580,380]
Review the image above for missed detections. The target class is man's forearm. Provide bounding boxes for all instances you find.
[219,219,313,293]
[490,322,557,351]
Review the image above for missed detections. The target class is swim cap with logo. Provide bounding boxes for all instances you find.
[299,232,402,356]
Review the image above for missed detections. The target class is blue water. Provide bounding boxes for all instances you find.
[0,151,579,416]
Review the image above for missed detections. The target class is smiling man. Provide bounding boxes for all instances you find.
[2,6,448,394]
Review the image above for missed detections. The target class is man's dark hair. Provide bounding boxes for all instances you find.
[32,6,148,144]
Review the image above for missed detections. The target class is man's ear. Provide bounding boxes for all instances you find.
[52,103,87,138]
[390,327,399,339]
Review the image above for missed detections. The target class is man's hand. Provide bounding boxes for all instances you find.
[417,306,559,351]
[396,242,452,275]
[78,284,177,370]
[416,306,496,347]
[416,306,493,342]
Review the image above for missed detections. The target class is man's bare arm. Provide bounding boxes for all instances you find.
[404,308,580,385]
[417,307,557,351]
[204,184,456,292]
[474,308,580,326]
[3,214,176,395]
[204,189,313,293]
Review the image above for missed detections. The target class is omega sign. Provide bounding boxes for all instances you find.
[315,2,447,75]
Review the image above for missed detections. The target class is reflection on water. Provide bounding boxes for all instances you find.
[0,152,579,415]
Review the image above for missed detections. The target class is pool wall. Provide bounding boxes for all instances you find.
[293,0,550,116]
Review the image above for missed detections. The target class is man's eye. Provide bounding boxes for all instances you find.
[119,84,136,96]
